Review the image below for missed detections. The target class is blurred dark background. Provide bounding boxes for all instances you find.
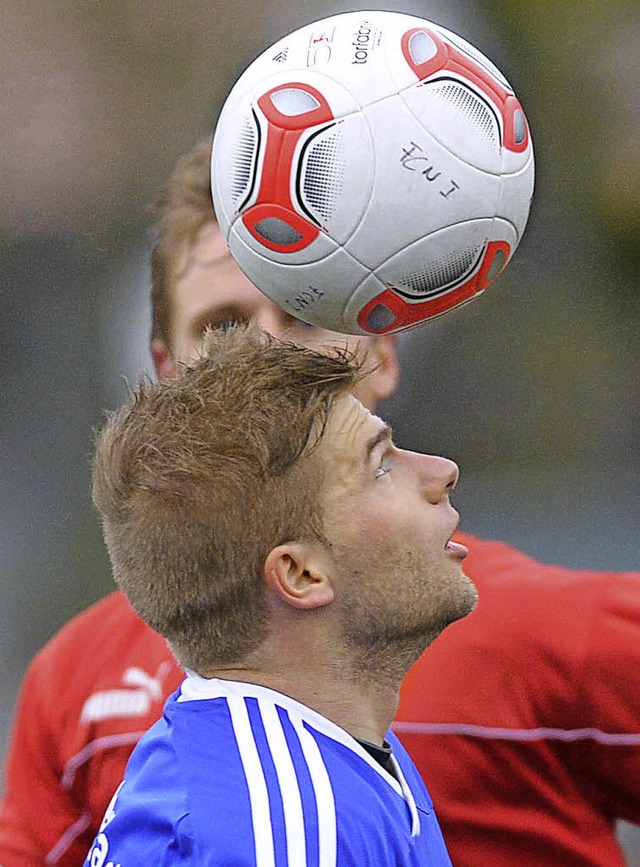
[1,0,638,858]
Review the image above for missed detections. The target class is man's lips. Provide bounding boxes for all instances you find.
[445,538,469,558]
[445,513,467,558]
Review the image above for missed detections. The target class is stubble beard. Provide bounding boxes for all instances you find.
[337,547,477,686]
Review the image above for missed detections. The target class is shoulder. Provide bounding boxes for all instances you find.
[432,531,640,652]
[107,696,262,862]
[457,530,637,609]
[400,533,640,726]
[29,591,170,679]
[23,590,183,734]
[33,591,141,662]
[84,752,194,865]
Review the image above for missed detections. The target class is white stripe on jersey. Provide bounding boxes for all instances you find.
[291,715,337,867]
[227,695,276,867]
[178,676,420,860]
[388,751,421,837]
[258,700,307,867]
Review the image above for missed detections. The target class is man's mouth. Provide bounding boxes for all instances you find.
[445,538,468,558]
[445,515,467,558]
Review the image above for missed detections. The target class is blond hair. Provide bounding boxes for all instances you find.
[93,324,363,671]
[150,137,215,352]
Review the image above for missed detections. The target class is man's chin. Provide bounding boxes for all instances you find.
[447,570,479,623]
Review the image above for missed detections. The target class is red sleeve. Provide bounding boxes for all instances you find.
[0,592,184,866]
[0,647,90,867]
[395,535,640,866]
[577,571,640,822]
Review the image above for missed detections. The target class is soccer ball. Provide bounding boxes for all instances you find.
[211,10,534,335]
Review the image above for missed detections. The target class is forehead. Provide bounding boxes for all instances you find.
[320,394,387,475]
[172,223,267,318]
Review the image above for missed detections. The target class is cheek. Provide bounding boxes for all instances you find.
[168,317,193,362]
[331,500,403,552]
[351,499,444,558]
[357,507,396,539]
[172,317,208,363]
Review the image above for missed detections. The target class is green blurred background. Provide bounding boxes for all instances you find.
[1,0,638,857]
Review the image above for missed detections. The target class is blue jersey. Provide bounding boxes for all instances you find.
[84,675,452,866]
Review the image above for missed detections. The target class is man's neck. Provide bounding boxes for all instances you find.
[200,660,400,747]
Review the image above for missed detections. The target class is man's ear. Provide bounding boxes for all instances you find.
[264,543,334,610]
[151,338,177,380]
[361,335,400,405]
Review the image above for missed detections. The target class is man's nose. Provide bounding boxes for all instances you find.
[253,302,291,337]
[415,453,459,504]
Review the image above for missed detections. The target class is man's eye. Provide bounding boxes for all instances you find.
[202,317,248,334]
[218,318,243,332]
[375,462,391,479]
[293,319,316,331]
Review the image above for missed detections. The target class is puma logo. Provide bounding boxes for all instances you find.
[80,663,171,723]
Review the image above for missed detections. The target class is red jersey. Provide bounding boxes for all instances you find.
[395,532,640,866]
[1,534,639,865]
[0,593,184,866]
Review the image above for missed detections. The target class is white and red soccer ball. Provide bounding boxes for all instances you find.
[211,10,534,335]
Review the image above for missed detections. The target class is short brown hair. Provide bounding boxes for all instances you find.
[93,324,364,671]
[150,137,215,352]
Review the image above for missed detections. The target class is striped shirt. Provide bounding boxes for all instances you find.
[84,675,452,866]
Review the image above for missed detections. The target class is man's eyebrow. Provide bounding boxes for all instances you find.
[197,249,235,269]
[365,424,393,464]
